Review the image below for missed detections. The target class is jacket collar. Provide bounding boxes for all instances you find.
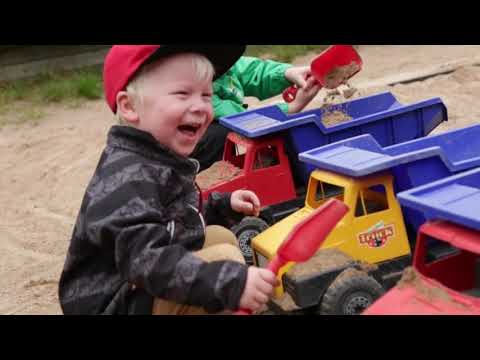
[107,126,200,177]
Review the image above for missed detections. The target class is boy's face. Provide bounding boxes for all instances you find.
[127,53,214,157]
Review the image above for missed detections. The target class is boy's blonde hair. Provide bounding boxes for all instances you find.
[117,53,215,125]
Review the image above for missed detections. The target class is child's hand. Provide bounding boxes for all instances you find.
[287,77,321,114]
[231,190,261,217]
[239,267,279,312]
[285,66,311,89]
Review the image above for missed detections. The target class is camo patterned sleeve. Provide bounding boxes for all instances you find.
[203,192,244,228]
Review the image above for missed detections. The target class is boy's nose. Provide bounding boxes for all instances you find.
[189,97,212,113]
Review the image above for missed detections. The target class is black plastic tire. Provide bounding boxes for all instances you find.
[319,268,384,315]
[231,217,269,265]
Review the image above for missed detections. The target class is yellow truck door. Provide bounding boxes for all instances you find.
[348,180,411,264]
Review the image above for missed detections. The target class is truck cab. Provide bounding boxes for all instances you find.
[199,132,298,208]
[197,132,303,264]
[364,220,480,314]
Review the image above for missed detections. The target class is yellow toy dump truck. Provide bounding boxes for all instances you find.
[252,124,480,314]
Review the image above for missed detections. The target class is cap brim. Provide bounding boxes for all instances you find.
[146,44,246,80]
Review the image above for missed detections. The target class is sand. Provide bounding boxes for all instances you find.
[196,161,242,189]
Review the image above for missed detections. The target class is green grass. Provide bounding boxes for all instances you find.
[0,66,103,125]
[0,81,30,104]
[0,66,103,106]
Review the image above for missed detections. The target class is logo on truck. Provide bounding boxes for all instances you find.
[358,221,395,248]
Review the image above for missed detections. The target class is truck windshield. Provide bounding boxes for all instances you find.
[421,236,480,298]
[254,145,280,170]
[225,141,246,169]
[355,185,389,217]
[307,179,344,208]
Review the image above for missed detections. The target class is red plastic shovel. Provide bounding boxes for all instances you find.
[283,45,363,103]
[235,198,349,315]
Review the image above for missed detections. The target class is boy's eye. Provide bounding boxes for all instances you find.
[173,91,189,96]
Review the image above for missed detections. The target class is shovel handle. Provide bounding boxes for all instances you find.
[283,84,299,103]
[234,308,253,315]
[234,256,285,316]
[267,255,284,275]
[282,74,319,103]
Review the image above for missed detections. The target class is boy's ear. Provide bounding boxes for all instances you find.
[117,91,140,124]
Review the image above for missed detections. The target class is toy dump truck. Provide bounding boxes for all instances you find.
[197,92,447,264]
[364,167,480,315]
[251,123,480,314]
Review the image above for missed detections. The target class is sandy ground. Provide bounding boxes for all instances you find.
[1,45,480,315]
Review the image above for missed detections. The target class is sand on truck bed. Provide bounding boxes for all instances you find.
[196,161,242,189]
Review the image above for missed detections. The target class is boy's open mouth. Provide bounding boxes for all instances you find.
[178,124,201,137]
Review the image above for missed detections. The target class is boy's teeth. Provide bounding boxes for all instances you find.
[178,125,199,135]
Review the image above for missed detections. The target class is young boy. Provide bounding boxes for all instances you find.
[191,55,321,171]
[58,45,278,315]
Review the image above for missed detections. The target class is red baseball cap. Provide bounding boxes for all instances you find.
[103,44,246,113]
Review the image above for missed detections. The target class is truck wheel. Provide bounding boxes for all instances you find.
[319,268,384,315]
[231,217,269,265]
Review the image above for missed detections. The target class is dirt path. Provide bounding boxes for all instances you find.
[1,45,480,315]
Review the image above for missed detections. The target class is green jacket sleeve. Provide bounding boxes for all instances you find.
[236,56,293,100]
[213,94,289,119]
[212,94,249,119]
[212,56,293,119]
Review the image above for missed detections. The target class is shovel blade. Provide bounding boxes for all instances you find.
[311,45,363,88]
[277,199,349,263]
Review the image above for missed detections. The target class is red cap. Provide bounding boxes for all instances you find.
[103,44,246,113]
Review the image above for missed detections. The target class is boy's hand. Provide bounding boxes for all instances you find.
[239,267,279,312]
[231,190,261,217]
[287,77,321,114]
[285,66,311,89]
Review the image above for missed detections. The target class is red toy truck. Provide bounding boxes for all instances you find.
[196,132,304,263]
[363,168,480,315]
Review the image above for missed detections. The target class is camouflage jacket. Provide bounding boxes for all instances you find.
[58,126,248,315]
